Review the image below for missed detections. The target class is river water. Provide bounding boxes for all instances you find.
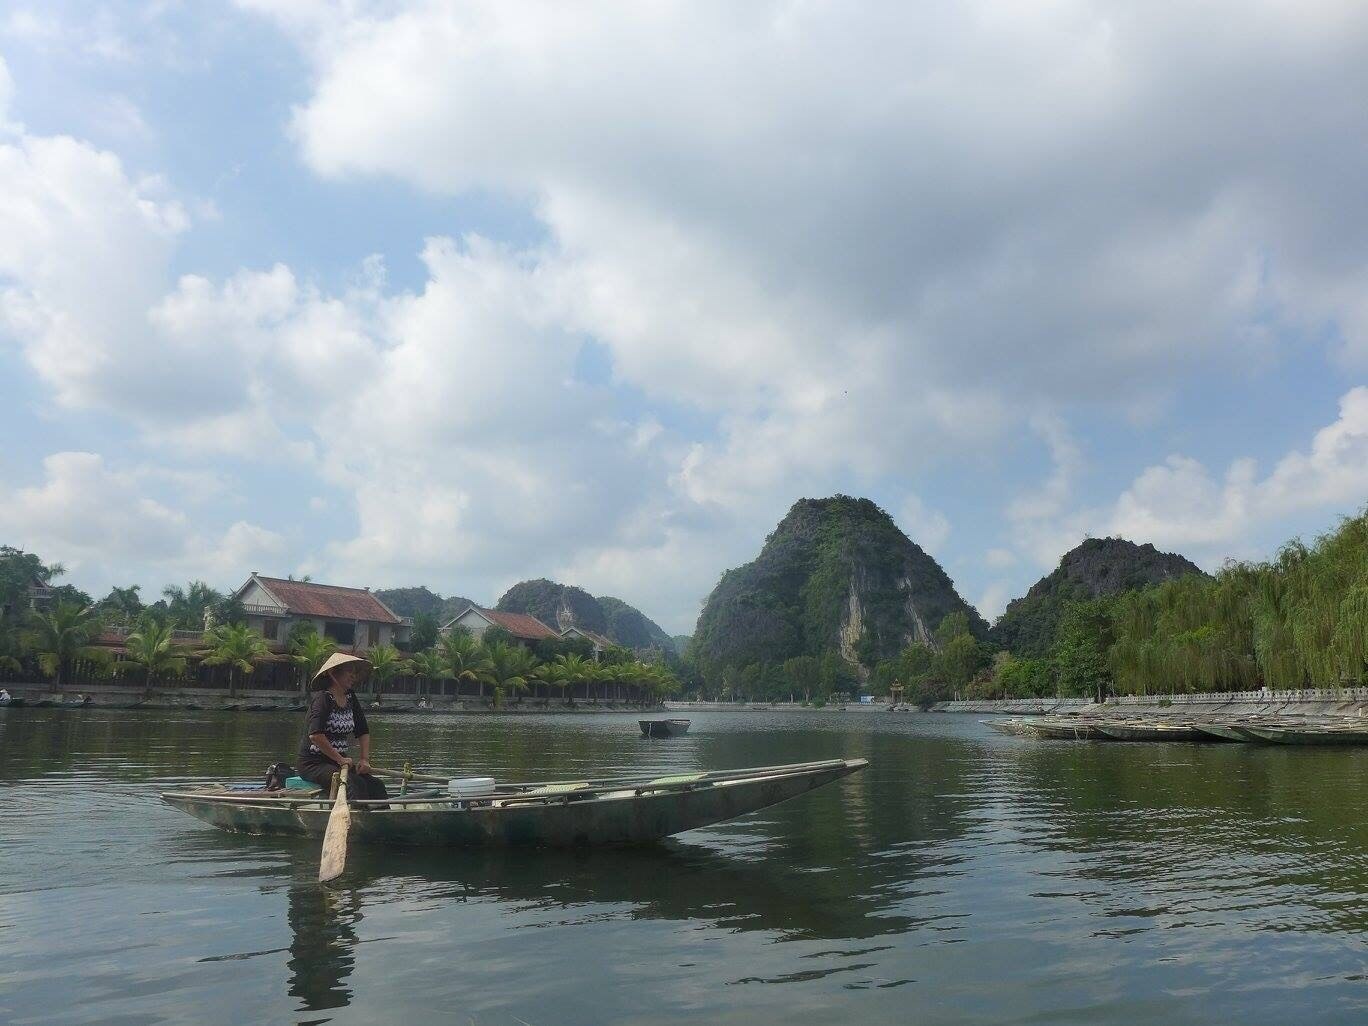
[3,707,1368,1024]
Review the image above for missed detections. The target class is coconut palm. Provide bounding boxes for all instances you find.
[367,644,410,698]
[289,631,337,699]
[25,601,107,688]
[437,630,494,699]
[551,653,593,704]
[409,649,447,698]
[203,623,271,698]
[486,641,537,708]
[122,619,187,691]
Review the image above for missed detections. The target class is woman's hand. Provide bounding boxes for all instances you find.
[356,759,372,775]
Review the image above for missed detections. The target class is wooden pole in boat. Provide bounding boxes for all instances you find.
[318,764,351,883]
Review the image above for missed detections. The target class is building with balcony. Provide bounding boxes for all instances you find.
[232,574,412,651]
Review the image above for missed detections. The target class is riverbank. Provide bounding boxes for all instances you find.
[931,687,1368,717]
[664,700,889,712]
[0,682,662,715]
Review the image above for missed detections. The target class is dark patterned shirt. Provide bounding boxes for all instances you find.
[299,690,370,766]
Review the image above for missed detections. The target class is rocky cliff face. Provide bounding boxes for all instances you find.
[691,495,986,674]
[992,537,1204,656]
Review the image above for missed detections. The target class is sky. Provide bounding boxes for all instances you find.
[2,1,1368,634]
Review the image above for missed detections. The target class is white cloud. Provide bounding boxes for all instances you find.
[896,494,951,555]
[0,452,285,594]
[978,581,1012,621]
[1007,387,1368,574]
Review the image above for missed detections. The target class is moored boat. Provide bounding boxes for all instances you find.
[1022,719,1110,740]
[640,718,691,738]
[1095,723,1205,742]
[1242,725,1368,746]
[1191,723,1253,742]
[160,758,866,848]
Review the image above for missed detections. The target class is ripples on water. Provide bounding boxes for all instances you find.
[3,708,1368,1024]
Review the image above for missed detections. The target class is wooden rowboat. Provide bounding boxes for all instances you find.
[640,718,690,738]
[1095,723,1205,742]
[1022,719,1110,740]
[1242,726,1368,746]
[161,758,867,848]
[1191,723,1254,742]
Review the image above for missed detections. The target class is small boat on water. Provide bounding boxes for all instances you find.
[1095,722,1205,742]
[983,718,1037,736]
[1242,725,1368,746]
[1192,723,1253,742]
[1023,719,1110,740]
[640,718,691,738]
[161,758,866,848]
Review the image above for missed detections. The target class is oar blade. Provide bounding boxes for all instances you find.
[318,767,351,883]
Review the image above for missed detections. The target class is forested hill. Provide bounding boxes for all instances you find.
[992,537,1204,656]
[497,579,608,634]
[596,596,673,650]
[374,586,478,624]
[691,496,986,676]
[495,579,673,652]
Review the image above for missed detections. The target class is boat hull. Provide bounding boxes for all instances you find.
[162,759,866,848]
[1023,720,1109,740]
[1095,724,1205,742]
[640,719,690,738]
[1243,727,1368,746]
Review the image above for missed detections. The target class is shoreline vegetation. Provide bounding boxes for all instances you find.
[690,505,1368,707]
[0,549,682,708]
[3,502,1364,713]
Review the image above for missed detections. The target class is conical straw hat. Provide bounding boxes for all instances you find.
[311,651,372,690]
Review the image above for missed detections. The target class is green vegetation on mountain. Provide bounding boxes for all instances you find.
[497,579,608,634]
[374,586,479,624]
[596,596,673,651]
[691,496,986,696]
[992,537,1203,657]
[971,511,1368,700]
[494,579,675,653]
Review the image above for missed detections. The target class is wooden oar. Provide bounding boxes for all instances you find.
[318,765,350,883]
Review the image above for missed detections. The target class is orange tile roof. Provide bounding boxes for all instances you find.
[254,577,400,624]
[457,606,557,640]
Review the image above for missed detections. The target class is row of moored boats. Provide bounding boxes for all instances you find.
[986,715,1368,745]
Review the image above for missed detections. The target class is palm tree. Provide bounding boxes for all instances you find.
[122,620,187,692]
[437,631,494,699]
[552,653,593,705]
[367,644,410,698]
[25,602,106,687]
[409,649,446,699]
[203,623,271,698]
[486,641,537,708]
[163,581,223,630]
[290,631,337,700]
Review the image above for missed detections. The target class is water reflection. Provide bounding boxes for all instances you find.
[9,708,1368,1024]
[287,881,362,1014]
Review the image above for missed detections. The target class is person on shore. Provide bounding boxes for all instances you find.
[298,653,388,802]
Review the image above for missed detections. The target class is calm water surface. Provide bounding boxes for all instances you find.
[3,708,1368,1024]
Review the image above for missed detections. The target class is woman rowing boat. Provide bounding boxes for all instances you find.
[298,653,388,801]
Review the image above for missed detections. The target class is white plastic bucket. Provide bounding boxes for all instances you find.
[448,776,495,796]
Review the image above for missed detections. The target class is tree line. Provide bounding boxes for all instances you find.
[0,548,680,704]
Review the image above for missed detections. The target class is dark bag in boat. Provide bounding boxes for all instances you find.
[264,762,295,791]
